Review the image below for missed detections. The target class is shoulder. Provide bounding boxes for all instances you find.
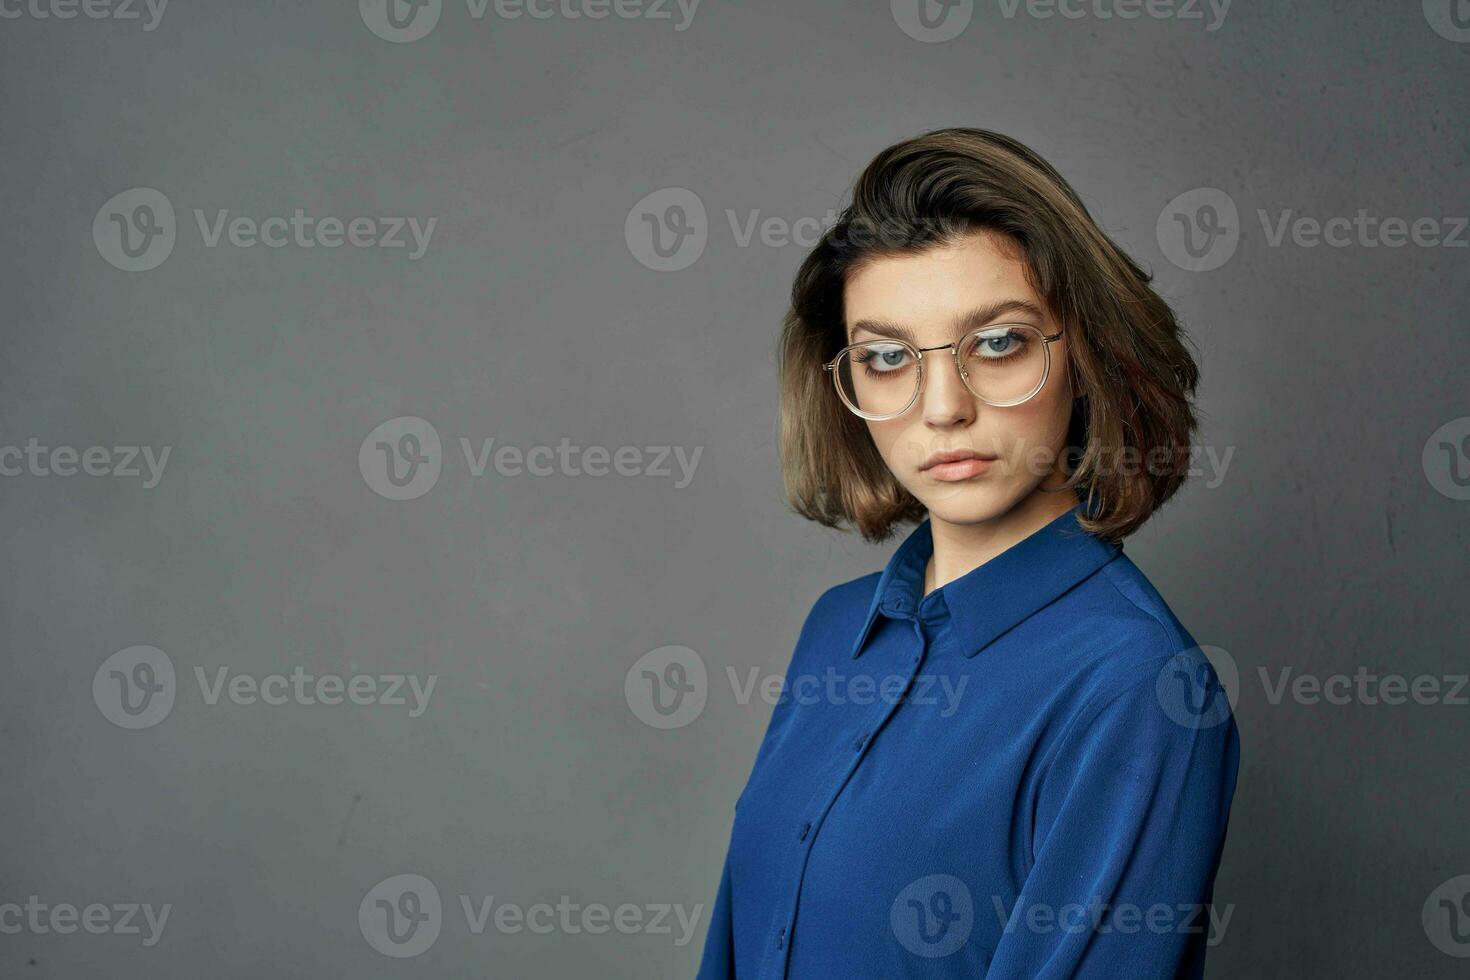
[1030,552,1239,753]
[805,571,882,628]
[794,572,881,643]
[777,570,882,671]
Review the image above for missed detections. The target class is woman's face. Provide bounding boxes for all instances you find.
[841,231,1075,528]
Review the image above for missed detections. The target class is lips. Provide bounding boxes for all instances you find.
[920,449,998,483]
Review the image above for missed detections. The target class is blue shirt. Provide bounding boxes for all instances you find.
[696,505,1239,979]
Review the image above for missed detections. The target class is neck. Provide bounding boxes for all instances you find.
[923,488,1080,595]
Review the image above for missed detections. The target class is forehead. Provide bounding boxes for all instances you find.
[843,232,1042,331]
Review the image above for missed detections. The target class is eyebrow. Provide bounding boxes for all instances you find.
[849,299,1048,343]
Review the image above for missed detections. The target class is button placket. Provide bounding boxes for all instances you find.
[764,609,934,980]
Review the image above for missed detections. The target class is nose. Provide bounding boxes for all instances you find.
[920,349,976,429]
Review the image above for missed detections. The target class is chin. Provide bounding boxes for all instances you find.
[911,478,1033,527]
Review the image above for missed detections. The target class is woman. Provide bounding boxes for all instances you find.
[695,129,1240,979]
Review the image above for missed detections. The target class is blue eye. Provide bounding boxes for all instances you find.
[857,344,913,373]
[970,330,1027,360]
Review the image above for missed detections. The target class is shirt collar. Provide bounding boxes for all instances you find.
[849,503,1122,660]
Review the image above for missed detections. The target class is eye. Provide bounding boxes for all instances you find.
[855,343,913,373]
[968,327,1029,360]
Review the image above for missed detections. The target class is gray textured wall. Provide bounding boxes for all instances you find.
[2,1,1467,976]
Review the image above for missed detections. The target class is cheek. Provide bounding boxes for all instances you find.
[865,419,949,482]
[992,383,1074,460]
[864,419,908,464]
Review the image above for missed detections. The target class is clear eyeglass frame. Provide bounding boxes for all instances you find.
[822,323,1064,420]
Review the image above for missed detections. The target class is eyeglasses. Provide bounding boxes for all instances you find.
[823,323,1063,420]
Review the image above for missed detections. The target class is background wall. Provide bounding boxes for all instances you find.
[2,1,1467,976]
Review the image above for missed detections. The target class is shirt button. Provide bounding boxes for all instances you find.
[852,732,868,751]
[798,821,811,841]
[777,926,786,949]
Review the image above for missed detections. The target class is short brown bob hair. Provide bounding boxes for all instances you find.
[778,127,1200,544]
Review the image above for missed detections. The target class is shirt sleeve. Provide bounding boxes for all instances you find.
[985,653,1241,979]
